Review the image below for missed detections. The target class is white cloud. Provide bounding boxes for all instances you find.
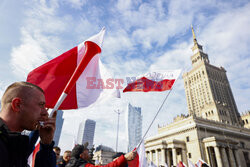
[10,29,49,77]
[2,0,250,154]
[199,2,250,113]
[62,0,87,9]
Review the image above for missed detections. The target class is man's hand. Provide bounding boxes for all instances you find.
[124,151,137,161]
[39,110,57,145]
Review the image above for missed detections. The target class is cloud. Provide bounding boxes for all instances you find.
[3,0,250,154]
[62,0,87,9]
[199,2,250,113]
[10,29,49,77]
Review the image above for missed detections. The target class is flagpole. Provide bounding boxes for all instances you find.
[135,69,182,151]
[136,88,173,150]
[49,41,102,117]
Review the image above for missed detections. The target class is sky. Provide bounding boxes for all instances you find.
[0,0,250,153]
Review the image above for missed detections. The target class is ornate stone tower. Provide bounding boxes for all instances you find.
[182,26,240,125]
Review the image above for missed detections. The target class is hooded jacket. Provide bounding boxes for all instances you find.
[0,118,56,167]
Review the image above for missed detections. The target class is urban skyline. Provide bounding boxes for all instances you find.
[0,0,249,153]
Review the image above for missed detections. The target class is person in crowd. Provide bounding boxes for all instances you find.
[112,152,128,167]
[66,144,136,167]
[0,81,57,167]
[112,152,125,161]
[58,150,72,167]
[54,146,62,164]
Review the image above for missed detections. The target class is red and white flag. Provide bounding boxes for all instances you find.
[177,161,187,167]
[123,70,181,93]
[188,159,196,167]
[196,159,209,167]
[27,28,105,109]
[28,143,40,167]
[127,140,148,167]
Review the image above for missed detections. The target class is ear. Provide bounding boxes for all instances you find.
[11,97,22,113]
[79,152,83,159]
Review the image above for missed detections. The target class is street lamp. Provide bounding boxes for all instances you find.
[114,109,124,152]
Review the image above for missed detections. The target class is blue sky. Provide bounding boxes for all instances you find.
[0,0,250,153]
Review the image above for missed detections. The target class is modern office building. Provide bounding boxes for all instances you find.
[126,103,142,152]
[77,119,96,149]
[53,110,64,146]
[145,27,250,167]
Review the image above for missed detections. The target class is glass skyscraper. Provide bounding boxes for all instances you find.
[53,110,64,146]
[77,119,96,149]
[126,103,142,152]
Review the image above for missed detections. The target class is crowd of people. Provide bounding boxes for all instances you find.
[0,81,136,167]
[52,143,132,167]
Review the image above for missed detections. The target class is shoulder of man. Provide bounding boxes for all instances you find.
[80,162,92,167]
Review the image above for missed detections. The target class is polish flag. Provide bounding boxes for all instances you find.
[127,140,148,167]
[177,161,187,167]
[196,159,209,167]
[27,28,105,109]
[28,143,40,167]
[123,70,181,93]
[188,159,196,167]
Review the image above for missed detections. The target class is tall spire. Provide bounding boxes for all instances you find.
[191,25,197,45]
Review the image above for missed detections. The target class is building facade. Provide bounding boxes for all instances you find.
[145,27,250,167]
[145,116,250,167]
[53,110,64,146]
[241,111,250,129]
[93,145,116,165]
[126,103,142,152]
[77,119,96,149]
[182,27,240,125]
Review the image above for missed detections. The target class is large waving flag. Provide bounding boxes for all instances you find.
[27,28,105,109]
[123,70,181,93]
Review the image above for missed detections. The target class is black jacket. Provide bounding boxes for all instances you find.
[0,118,56,167]
[57,156,67,167]
[65,157,88,167]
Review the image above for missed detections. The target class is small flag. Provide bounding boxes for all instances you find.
[196,159,209,167]
[127,140,148,167]
[188,159,196,167]
[177,161,187,167]
[123,70,181,93]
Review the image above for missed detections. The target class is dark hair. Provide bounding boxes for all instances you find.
[112,152,124,159]
[64,150,72,154]
[53,146,61,152]
[71,144,88,159]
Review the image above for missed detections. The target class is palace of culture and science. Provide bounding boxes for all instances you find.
[145,27,250,167]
